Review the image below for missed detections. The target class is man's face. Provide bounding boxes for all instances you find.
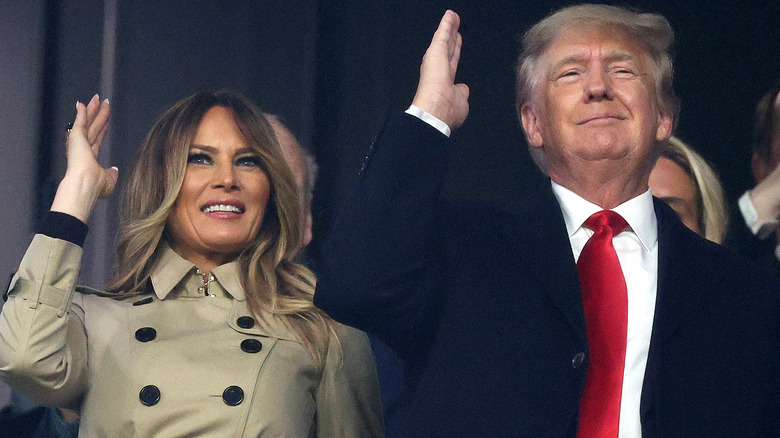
[751,91,780,183]
[521,26,672,185]
[269,119,313,251]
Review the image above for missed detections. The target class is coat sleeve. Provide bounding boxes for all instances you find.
[0,234,88,408]
[315,324,384,438]
[313,111,451,360]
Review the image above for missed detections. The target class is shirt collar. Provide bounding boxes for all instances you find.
[551,181,657,252]
[150,241,246,301]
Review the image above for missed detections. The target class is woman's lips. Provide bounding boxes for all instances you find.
[200,200,245,214]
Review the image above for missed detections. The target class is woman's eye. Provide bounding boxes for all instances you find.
[236,155,262,167]
[187,153,211,165]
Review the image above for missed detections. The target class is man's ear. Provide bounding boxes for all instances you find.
[655,111,673,142]
[520,104,544,148]
[752,153,770,183]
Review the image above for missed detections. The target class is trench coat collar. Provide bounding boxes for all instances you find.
[149,241,245,301]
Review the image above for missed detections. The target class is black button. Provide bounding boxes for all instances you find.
[132,297,153,306]
[139,385,160,406]
[222,385,244,406]
[240,339,262,353]
[236,316,255,329]
[571,352,586,369]
[135,327,157,342]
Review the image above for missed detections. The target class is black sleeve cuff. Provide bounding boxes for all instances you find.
[37,211,89,247]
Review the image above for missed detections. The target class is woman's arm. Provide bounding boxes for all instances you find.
[0,94,115,406]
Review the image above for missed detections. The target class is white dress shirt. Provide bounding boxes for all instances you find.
[553,182,658,438]
[408,106,658,437]
[739,191,780,262]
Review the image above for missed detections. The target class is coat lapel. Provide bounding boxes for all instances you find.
[501,180,587,344]
[647,198,702,348]
[640,198,704,425]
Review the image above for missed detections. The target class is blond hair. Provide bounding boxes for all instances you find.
[661,137,729,243]
[107,90,336,361]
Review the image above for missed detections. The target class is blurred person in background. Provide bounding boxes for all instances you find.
[649,136,729,243]
[734,82,780,275]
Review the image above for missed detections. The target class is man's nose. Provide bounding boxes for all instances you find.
[583,69,612,102]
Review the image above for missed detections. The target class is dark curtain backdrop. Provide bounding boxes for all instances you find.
[309,0,780,260]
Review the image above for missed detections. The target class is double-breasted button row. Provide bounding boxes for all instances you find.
[138,384,245,406]
[134,316,254,407]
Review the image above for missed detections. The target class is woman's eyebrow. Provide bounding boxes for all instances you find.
[189,144,217,153]
[189,145,256,155]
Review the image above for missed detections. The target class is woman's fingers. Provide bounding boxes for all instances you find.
[93,121,109,154]
[100,166,120,198]
[71,100,87,136]
[88,99,110,150]
[85,94,100,127]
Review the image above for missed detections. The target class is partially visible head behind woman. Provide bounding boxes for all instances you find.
[515,4,680,173]
[107,90,333,360]
[750,81,780,181]
[649,136,729,243]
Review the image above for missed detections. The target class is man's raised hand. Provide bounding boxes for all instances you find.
[411,10,470,130]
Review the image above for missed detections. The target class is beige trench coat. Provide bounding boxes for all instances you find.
[0,235,384,437]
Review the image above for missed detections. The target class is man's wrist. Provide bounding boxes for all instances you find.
[406,105,451,137]
[739,191,779,239]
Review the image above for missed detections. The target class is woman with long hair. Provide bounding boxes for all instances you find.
[0,91,383,437]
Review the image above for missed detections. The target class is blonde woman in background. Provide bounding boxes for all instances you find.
[649,136,729,243]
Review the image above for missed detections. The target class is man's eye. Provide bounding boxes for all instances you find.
[611,67,636,77]
[236,156,262,167]
[187,153,211,165]
[556,70,581,82]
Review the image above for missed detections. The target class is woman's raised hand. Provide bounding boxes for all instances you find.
[50,94,119,223]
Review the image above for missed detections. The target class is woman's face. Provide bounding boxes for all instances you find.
[649,156,700,234]
[166,106,271,270]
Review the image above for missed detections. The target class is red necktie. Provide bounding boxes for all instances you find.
[576,210,629,438]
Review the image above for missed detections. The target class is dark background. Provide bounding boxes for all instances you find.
[1,0,778,286]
